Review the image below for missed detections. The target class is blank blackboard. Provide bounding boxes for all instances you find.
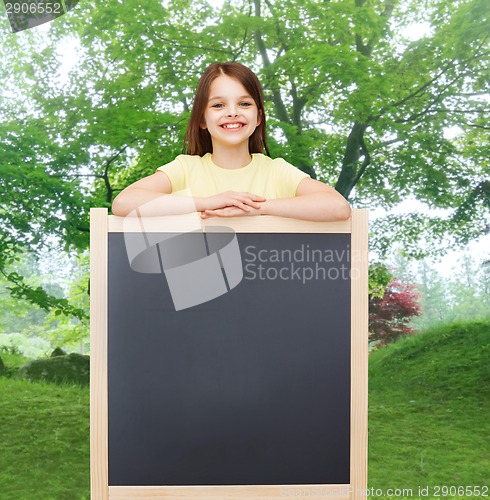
[90,211,368,499]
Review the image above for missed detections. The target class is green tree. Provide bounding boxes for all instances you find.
[0,249,87,346]
[412,260,449,329]
[0,253,46,335]
[391,252,490,330]
[42,251,90,352]
[445,254,490,322]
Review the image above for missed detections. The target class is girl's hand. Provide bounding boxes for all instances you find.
[201,206,262,219]
[201,191,266,213]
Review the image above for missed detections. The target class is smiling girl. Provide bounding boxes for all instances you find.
[112,62,351,222]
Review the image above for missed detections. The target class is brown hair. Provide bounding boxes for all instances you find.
[183,62,270,156]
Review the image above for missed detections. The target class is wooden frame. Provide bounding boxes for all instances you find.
[90,208,368,500]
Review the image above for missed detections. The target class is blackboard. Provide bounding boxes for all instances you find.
[90,210,368,499]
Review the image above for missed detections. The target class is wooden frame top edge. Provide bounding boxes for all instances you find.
[89,208,367,233]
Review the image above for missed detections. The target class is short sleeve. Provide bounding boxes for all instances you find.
[155,157,186,193]
[272,158,310,199]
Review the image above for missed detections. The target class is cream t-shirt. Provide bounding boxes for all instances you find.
[155,153,309,199]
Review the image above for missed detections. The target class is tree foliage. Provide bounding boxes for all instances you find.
[382,250,490,331]
[0,248,87,350]
[368,261,393,299]
[412,254,490,329]
[0,0,489,311]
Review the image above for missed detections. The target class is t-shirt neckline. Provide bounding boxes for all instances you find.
[205,153,258,172]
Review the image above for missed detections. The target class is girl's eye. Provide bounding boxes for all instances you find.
[210,101,253,108]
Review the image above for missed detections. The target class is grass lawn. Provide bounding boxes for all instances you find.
[368,321,490,498]
[0,320,488,499]
[0,377,89,500]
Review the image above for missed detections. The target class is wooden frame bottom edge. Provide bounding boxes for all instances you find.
[108,484,352,499]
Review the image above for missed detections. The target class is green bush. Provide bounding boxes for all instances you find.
[17,353,89,386]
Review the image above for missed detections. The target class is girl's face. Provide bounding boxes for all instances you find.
[201,74,261,152]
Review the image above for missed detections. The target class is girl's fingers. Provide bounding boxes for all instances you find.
[236,196,263,209]
[244,192,266,201]
[243,200,261,208]
[227,199,250,211]
[245,194,266,203]
[232,193,264,203]
[201,209,217,218]
[236,202,250,211]
[203,208,235,218]
[209,192,264,211]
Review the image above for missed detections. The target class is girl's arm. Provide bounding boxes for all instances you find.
[201,178,351,222]
[111,172,264,217]
[111,172,173,216]
[260,178,351,221]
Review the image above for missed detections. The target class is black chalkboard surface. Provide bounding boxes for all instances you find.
[107,232,351,486]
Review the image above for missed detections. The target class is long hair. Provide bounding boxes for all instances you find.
[183,62,270,156]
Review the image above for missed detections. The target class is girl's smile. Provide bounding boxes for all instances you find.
[221,122,245,130]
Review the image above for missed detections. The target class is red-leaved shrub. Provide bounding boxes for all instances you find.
[369,278,421,345]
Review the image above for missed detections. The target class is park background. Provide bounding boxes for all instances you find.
[0,0,488,498]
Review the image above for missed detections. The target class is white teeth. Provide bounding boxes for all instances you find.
[222,123,242,129]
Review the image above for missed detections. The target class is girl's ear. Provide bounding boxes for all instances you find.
[200,121,207,130]
[256,109,262,126]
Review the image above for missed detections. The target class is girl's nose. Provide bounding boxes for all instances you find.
[227,111,238,117]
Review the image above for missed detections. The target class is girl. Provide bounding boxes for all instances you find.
[112,62,351,222]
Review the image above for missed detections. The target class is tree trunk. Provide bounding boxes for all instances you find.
[335,121,368,199]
